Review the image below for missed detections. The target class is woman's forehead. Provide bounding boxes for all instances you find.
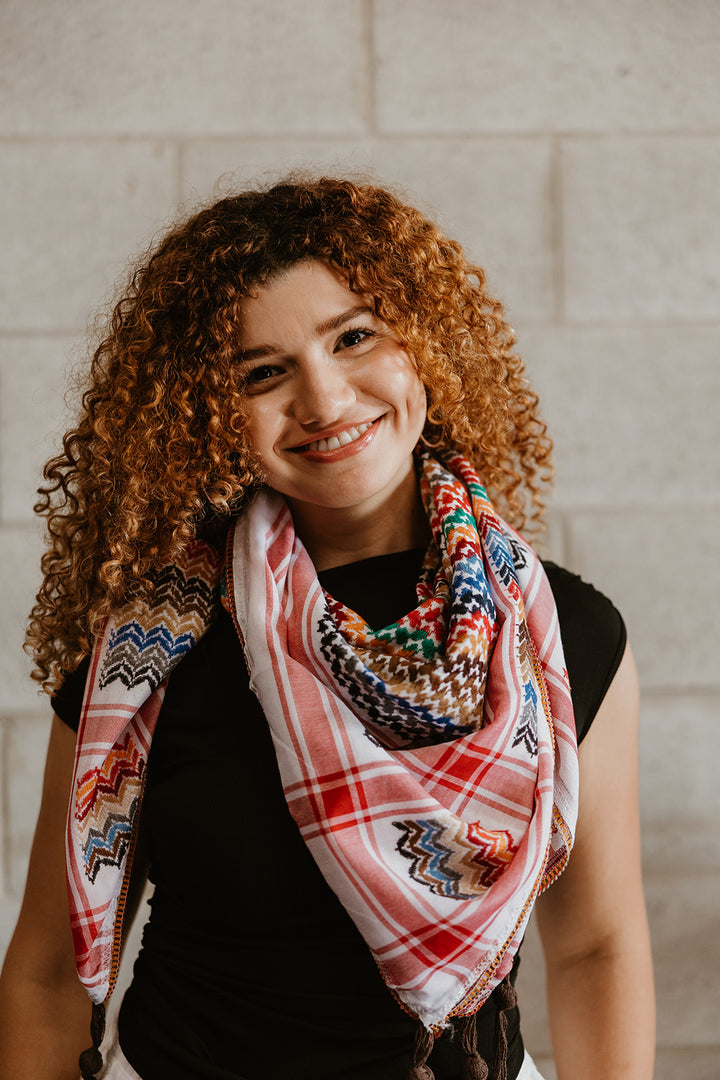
[239,261,370,346]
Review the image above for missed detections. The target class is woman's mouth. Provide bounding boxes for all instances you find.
[302,421,373,453]
[289,418,381,461]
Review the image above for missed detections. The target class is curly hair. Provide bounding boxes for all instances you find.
[27,175,552,692]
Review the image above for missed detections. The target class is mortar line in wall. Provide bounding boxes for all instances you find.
[0,364,3,525]
[550,138,564,324]
[0,329,86,339]
[0,719,10,894]
[654,1044,720,1052]
[3,130,720,145]
[551,501,720,517]
[0,711,53,725]
[371,128,720,141]
[561,317,720,330]
[0,519,47,532]
[639,684,720,699]
[561,508,577,569]
[641,685,720,700]
[652,1049,720,1066]
[363,0,378,136]
[514,318,720,331]
[172,142,184,206]
[0,329,88,339]
[0,131,371,146]
[641,865,720,882]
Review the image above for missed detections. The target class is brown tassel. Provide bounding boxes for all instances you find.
[78,1001,106,1079]
[407,1019,436,1079]
[455,1012,489,1079]
[491,975,519,1080]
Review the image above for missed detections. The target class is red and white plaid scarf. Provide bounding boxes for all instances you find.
[66,452,577,1033]
[225,452,578,1028]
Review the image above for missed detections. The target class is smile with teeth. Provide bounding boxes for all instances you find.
[299,421,374,453]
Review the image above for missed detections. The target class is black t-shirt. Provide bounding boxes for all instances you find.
[53,553,626,1080]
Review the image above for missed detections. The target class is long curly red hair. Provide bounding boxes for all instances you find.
[27,176,552,691]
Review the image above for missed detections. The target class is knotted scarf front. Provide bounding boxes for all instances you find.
[66,450,577,1039]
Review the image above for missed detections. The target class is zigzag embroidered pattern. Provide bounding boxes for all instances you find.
[99,623,197,691]
[318,607,488,746]
[75,734,145,883]
[100,562,218,690]
[512,698,539,755]
[393,816,518,900]
[316,456,508,748]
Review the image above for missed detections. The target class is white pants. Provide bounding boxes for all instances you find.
[518,1053,547,1079]
[96,1012,141,1079]
[98,1016,546,1080]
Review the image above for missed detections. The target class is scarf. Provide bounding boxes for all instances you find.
[66,451,578,1067]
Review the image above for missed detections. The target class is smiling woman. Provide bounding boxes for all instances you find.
[237,261,429,566]
[0,177,654,1080]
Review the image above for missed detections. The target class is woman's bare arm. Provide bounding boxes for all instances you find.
[0,714,92,1080]
[535,644,655,1078]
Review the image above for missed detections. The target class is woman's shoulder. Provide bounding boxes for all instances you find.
[541,561,627,744]
[542,560,623,625]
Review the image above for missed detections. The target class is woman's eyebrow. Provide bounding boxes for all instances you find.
[316,305,374,336]
[238,305,374,364]
[237,343,281,365]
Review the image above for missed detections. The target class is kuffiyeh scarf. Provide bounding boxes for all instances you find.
[67,451,578,1045]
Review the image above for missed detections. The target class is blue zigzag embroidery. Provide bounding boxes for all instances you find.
[512,687,539,756]
[82,798,141,883]
[99,622,197,691]
[393,818,476,900]
[393,817,517,899]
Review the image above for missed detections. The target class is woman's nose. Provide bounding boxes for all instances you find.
[292,360,355,427]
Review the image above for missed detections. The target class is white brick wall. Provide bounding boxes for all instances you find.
[373,0,720,134]
[0,0,368,136]
[1,3,718,1075]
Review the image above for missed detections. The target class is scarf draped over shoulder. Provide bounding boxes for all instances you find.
[66,450,578,1035]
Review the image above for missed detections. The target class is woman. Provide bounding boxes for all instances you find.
[0,178,654,1080]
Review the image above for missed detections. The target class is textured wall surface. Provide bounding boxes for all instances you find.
[1,2,719,1076]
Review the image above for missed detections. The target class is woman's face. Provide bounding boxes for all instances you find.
[237,260,427,520]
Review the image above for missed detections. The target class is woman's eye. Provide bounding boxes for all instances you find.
[337,327,374,350]
[243,364,281,390]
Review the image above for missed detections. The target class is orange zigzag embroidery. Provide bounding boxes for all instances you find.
[393,815,518,899]
[75,733,145,883]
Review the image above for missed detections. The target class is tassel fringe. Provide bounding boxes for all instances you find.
[456,1012,489,1079]
[407,1019,435,1079]
[492,974,518,1080]
[450,972,519,1080]
[78,1002,105,1080]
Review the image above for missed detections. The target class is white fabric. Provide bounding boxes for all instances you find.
[95,1010,141,1079]
[517,1052,547,1079]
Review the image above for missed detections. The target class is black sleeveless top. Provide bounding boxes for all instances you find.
[53,554,626,1080]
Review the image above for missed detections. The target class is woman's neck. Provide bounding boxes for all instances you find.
[287,473,430,572]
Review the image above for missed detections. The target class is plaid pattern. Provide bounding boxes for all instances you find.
[228,452,578,1030]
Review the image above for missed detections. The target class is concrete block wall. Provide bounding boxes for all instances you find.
[1,2,718,1075]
